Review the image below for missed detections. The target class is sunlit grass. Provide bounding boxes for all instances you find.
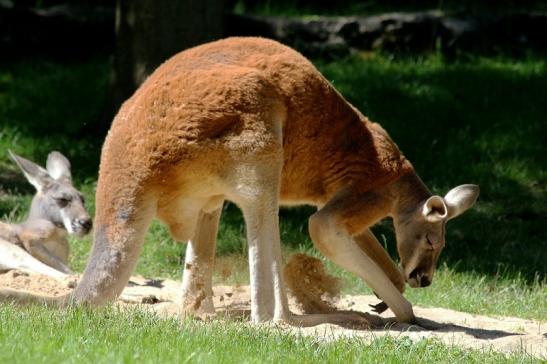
[0,304,536,364]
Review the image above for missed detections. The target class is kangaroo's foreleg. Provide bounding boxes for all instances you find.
[355,230,405,294]
[308,189,415,323]
[354,229,406,314]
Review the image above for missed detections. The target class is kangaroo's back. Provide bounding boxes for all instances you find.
[104,37,412,208]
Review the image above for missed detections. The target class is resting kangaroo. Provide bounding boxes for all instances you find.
[0,38,478,325]
[0,151,92,279]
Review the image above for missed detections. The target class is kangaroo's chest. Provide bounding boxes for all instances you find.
[0,221,22,246]
[41,229,70,264]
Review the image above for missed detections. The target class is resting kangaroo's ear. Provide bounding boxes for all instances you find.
[9,150,53,192]
[444,184,480,220]
[422,195,448,222]
[46,151,72,182]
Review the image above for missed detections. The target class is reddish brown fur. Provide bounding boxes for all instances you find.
[97,37,413,222]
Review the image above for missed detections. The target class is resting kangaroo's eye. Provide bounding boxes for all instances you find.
[55,197,70,207]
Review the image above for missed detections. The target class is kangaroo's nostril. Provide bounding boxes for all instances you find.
[78,218,92,230]
[409,268,420,280]
[420,276,431,287]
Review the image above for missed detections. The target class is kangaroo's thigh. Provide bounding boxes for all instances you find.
[224,125,288,322]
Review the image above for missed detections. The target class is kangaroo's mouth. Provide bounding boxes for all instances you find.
[70,218,93,236]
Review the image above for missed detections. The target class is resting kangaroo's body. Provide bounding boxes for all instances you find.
[0,37,479,325]
[0,151,92,280]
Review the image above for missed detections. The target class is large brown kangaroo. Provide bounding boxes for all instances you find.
[0,37,479,325]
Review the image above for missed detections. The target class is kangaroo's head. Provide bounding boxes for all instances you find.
[9,151,92,237]
[393,184,479,288]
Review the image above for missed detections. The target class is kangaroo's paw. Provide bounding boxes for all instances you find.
[369,301,389,314]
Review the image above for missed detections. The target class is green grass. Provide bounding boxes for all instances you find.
[0,53,546,361]
[0,57,107,180]
[0,305,538,364]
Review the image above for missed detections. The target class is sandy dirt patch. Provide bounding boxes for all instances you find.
[0,271,544,358]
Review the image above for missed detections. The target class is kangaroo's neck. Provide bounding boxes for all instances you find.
[346,114,416,195]
[386,171,432,218]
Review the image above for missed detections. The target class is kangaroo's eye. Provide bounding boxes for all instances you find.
[425,234,434,249]
[55,197,70,207]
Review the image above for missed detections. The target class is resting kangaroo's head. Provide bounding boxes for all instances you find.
[394,184,480,288]
[9,150,92,237]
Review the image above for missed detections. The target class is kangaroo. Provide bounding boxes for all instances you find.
[0,151,92,279]
[0,38,478,325]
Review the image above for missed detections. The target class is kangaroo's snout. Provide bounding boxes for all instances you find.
[420,276,431,287]
[73,217,93,235]
[407,267,432,288]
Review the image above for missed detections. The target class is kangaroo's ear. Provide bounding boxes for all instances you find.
[46,151,72,182]
[422,195,448,222]
[444,184,480,220]
[9,150,53,191]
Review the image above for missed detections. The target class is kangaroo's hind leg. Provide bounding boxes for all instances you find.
[0,238,68,279]
[180,197,224,318]
[21,237,72,274]
[230,157,290,323]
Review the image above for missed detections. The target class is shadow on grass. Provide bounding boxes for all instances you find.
[0,54,544,282]
[0,57,109,183]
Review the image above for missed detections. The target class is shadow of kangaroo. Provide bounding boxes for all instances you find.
[0,38,479,325]
[0,151,92,279]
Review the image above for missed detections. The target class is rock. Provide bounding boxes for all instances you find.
[2,3,547,57]
[225,14,351,59]
[226,11,547,56]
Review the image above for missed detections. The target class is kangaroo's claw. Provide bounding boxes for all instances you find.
[369,301,389,314]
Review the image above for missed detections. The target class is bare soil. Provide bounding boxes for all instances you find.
[0,270,545,358]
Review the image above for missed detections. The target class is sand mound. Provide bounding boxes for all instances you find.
[283,253,341,314]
